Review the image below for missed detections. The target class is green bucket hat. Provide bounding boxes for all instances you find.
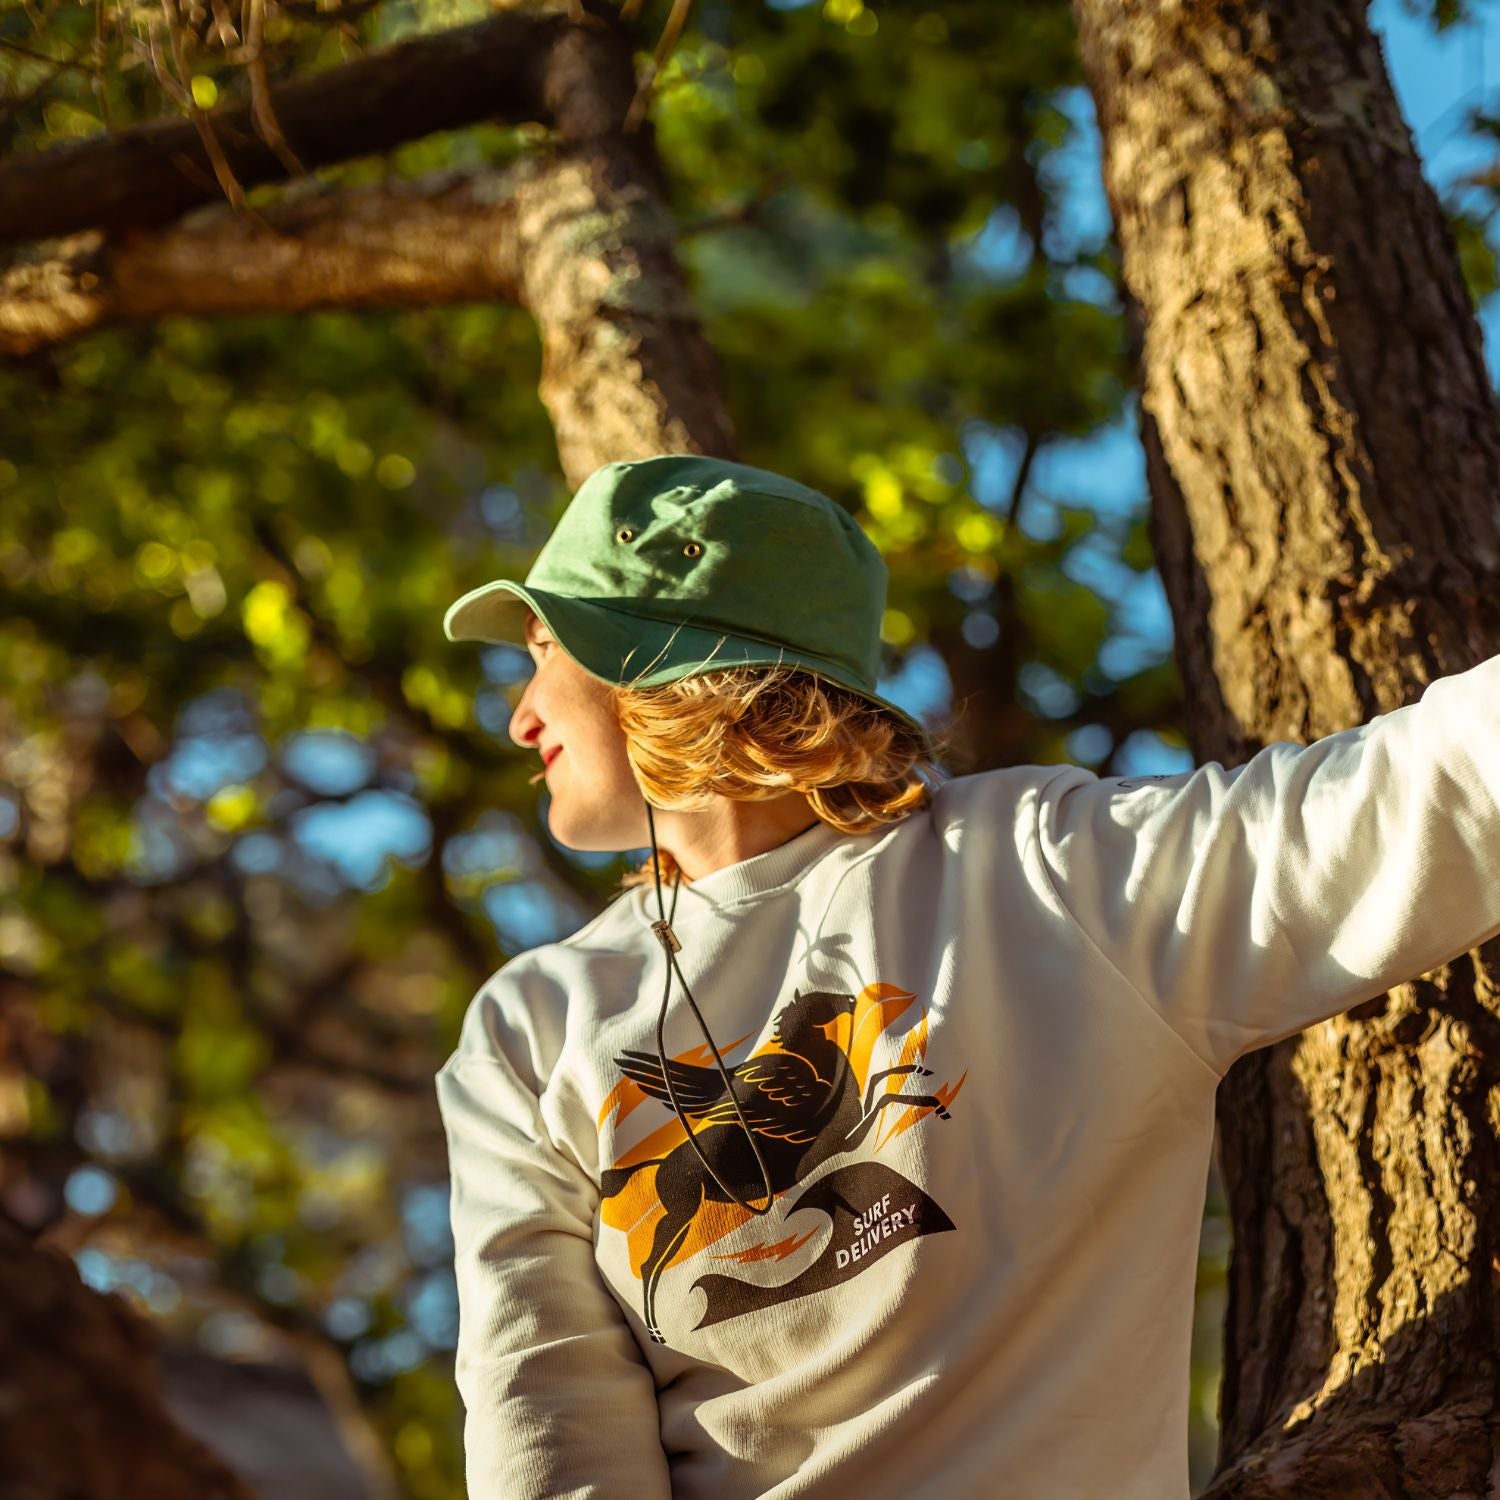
[443,453,929,747]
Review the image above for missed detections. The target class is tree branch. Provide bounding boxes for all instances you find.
[156,0,254,218]
[0,4,607,247]
[2,6,738,486]
[0,165,529,355]
[245,0,307,178]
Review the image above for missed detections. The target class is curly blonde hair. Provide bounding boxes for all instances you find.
[612,663,947,890]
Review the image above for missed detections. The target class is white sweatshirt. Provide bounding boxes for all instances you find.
[436,654,1500,1499]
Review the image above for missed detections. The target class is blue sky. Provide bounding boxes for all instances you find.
[1378,0,1499,228]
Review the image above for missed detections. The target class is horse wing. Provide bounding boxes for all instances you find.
[614,1049,728,1115]
[695,1054,828,1143]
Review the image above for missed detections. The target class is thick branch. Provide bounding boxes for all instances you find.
[0,166,527,356]
[1,10,738,480]
[0,5,593,246]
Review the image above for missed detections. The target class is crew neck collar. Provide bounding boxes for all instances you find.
[648,817,850,910]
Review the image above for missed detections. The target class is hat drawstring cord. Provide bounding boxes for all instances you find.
[646,799,775,1217]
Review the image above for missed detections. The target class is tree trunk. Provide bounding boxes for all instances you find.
[0,1224,255,1500]
[1073,1,1500,1493]
[512,136,740,483]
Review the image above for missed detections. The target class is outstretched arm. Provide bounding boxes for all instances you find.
[1032,653,1500,1077]
[437,1039,671,1499]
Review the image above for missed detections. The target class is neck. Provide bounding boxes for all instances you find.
[652,792,821,882]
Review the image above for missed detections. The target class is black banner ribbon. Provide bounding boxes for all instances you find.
[690,1159,955,1329]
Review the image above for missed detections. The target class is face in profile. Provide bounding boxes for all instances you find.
[507,612,649,852]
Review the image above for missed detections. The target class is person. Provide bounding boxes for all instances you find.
[435,453,1500,1499]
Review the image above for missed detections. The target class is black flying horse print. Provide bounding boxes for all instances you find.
[597,982,966,1343]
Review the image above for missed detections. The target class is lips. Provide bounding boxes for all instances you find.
[542,746,563,768]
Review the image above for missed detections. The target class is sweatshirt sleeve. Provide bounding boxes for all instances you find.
[1032,653,1500,1077]
[436,1015,672,1500]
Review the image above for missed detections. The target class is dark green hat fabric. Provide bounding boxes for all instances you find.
[442,454,928,746]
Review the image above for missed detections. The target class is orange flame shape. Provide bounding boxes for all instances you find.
[712,1227,819,1265]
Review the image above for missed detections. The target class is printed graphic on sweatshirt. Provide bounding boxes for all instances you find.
[596,982,966,1343]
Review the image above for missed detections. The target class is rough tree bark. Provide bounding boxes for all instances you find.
[0,1223,255,1500]
[1,4,737,476]
[0,175,528,355]
[1073,1,1500,1494]
[1,5,737,1493]
[507,14,736,479]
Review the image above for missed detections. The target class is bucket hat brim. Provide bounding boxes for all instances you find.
[444,579,931,749]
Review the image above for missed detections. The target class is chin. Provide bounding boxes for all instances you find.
[543,801,639,855]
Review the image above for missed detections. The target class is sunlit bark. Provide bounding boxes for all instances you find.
[1074,0,1500,1491]
[0,9,735,483]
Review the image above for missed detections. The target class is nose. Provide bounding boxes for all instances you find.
[508,674,542,751]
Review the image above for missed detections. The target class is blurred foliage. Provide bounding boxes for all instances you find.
[0,0,1233,1494]
[1453,205,1500,307]
[1409,0,1470,27]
